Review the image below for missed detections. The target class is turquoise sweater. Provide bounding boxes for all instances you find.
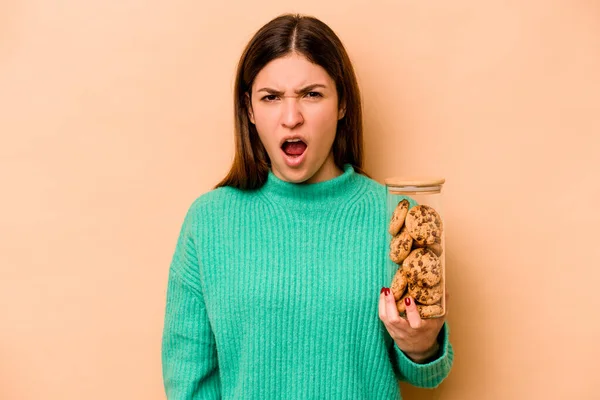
[161,164,453,399]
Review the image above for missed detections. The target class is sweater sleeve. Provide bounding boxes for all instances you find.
[391,321,454,388]
[161,202,221,399]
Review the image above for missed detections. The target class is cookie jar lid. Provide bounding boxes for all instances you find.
[384,177,445,194]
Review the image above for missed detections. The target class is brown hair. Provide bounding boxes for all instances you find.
[215,13,368,190]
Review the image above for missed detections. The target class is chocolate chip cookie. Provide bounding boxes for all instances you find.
[390,266,408,301]
[404,205,443,246]
[396,295,444,318]
[408,282,443,305]
[402,248,442,288]
[427,242,443,257]
[395,291,411,314]
[417,304,444,318]
[389,226,413,264]
[388,199,410,236]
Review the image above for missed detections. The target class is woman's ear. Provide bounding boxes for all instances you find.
[245,93,255,124]
[338,102,346,120]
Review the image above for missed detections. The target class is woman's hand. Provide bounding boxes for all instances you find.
[378,287,446,363]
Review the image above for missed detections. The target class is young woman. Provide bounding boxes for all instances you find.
[162,13,453,399]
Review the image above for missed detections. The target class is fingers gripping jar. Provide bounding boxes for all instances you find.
[385,178,446,319]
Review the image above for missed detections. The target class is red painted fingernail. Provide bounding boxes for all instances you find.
[385,288,391,296]
[380,287,386,294]
[404,297,411,306]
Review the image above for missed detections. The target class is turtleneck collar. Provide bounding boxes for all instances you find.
[258,164,365,209]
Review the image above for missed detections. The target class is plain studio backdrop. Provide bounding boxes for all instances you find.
[1,0,599,399]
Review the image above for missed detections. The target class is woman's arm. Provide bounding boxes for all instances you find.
[379,289,454,388]
[161,202,220,399]
[392,321,454,388]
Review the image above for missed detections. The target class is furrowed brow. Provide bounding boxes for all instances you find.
[256,84,327,96]
[256,88,284,95]
[294,84,327,94]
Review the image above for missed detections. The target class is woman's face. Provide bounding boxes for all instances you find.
[248,52,345,184]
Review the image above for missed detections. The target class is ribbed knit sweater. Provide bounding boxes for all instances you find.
[161,164,453,399]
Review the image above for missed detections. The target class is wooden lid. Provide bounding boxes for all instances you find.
[384,177,446,187]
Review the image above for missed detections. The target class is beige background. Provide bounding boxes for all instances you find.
[1,0,599,399]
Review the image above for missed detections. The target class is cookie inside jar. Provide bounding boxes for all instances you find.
[385,178,446,319]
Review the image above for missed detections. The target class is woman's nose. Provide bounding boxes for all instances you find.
[281,97,304,129]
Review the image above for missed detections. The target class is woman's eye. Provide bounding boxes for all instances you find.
[262,95,279,102]
[305,92,322,98]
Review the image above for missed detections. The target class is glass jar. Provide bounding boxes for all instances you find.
[384,178,446,319]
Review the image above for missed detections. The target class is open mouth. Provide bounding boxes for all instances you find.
[281,139,307,158]
[280,138,307,167]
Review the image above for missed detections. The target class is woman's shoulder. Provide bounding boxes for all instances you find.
[355,172,387,197]
[188,186,264,219]
[185,185,256,216]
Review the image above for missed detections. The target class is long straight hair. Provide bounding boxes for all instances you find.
[216,14,367,190]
